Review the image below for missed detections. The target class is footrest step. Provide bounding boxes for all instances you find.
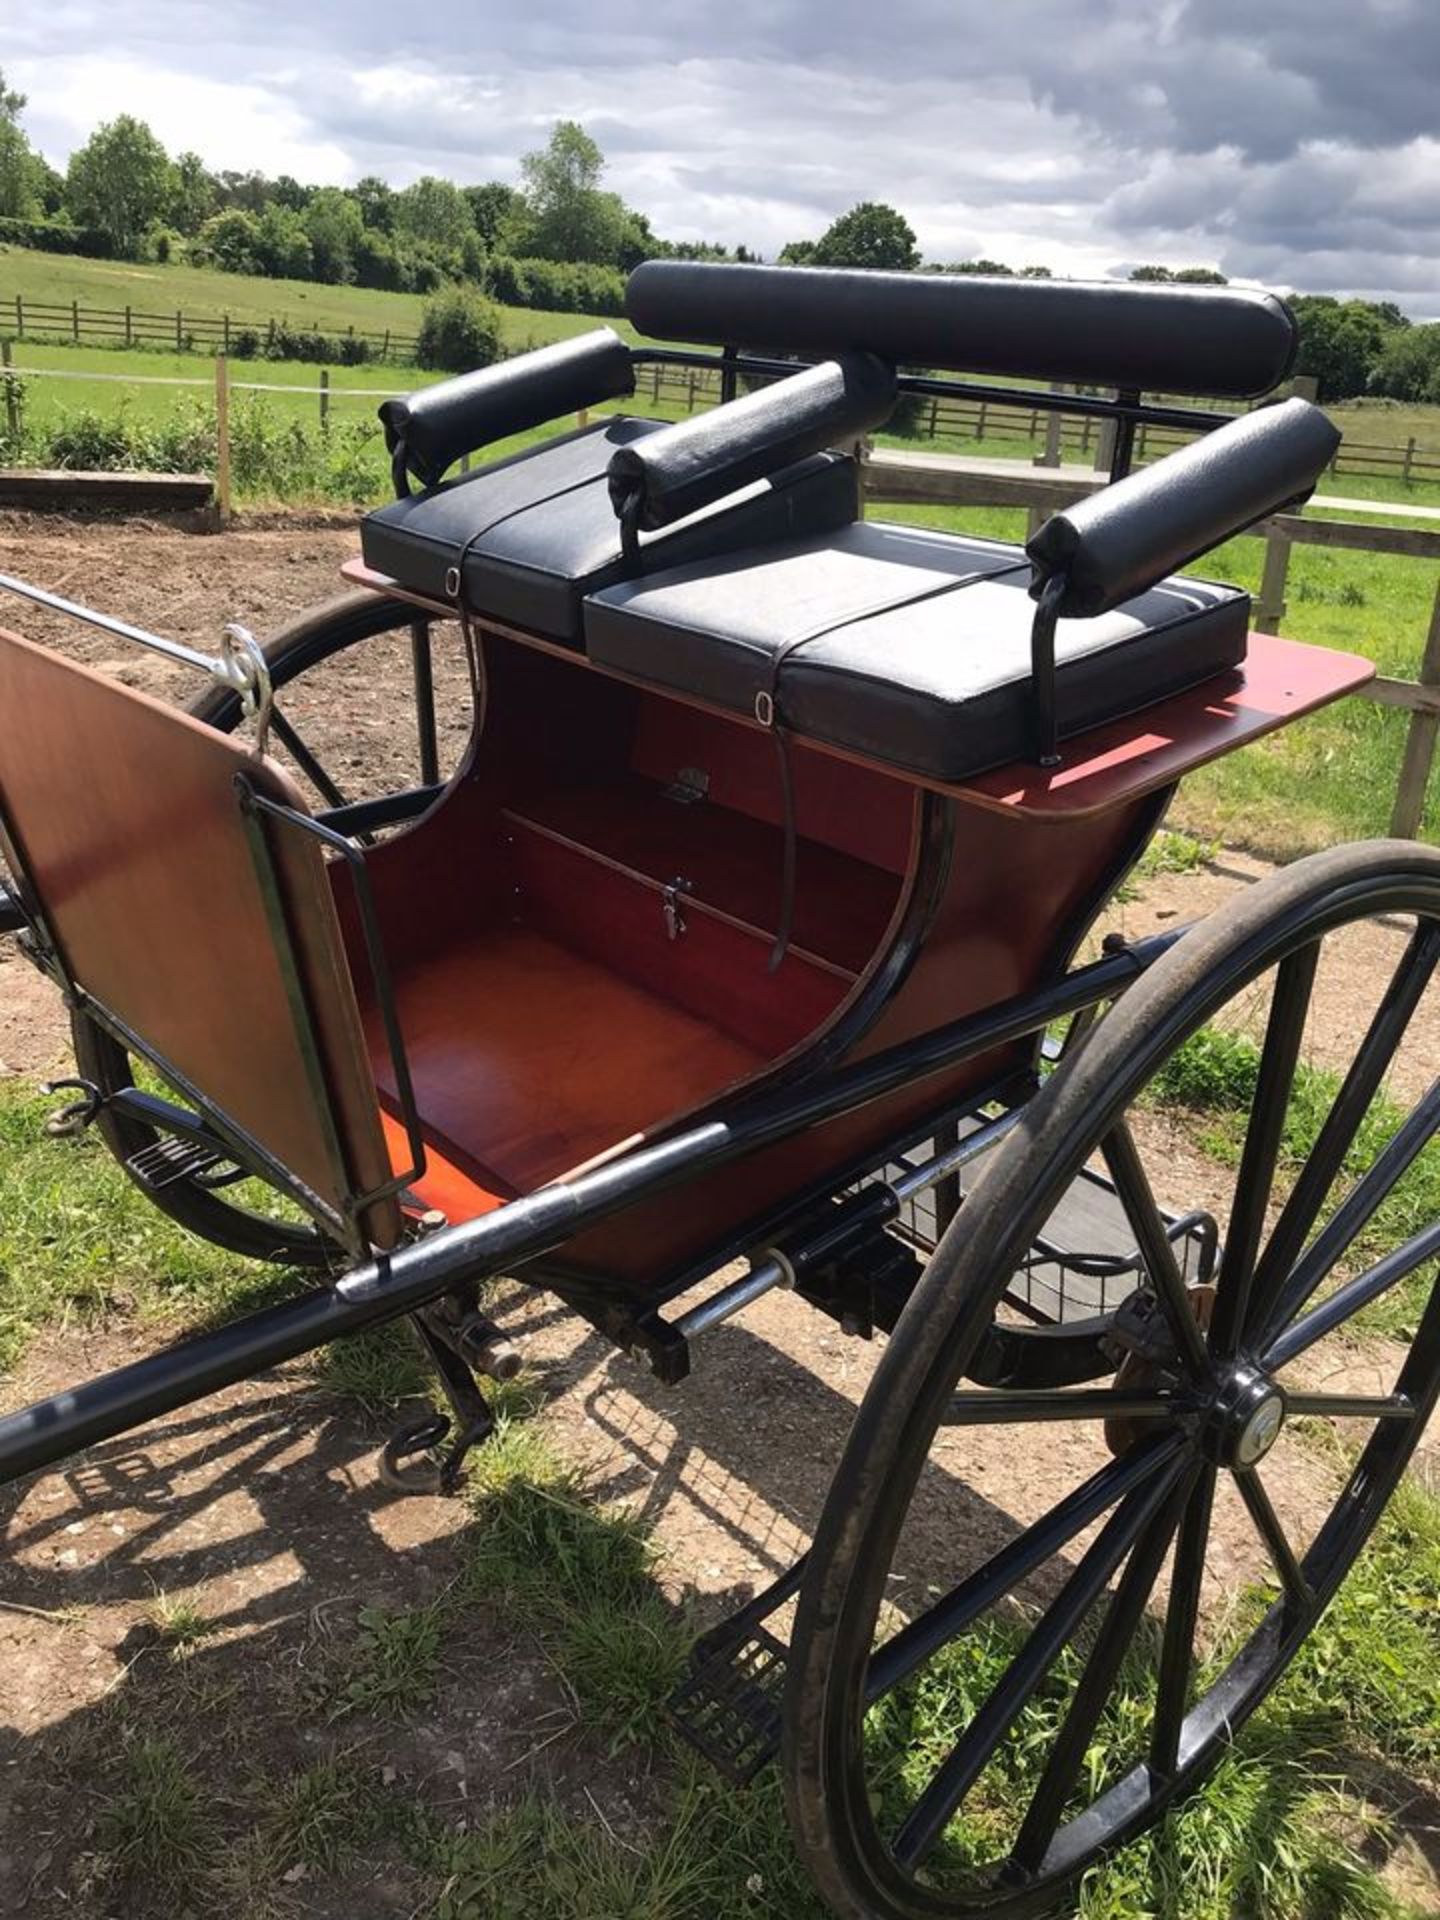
[126,1136,225,1191]
[669,1623,787,1785]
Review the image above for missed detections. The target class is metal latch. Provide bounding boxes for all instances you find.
[662,876,693,941]
[662,767,710,806]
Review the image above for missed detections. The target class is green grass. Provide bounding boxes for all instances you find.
[1149,1022,1440,1339]
[3,1067,1435,1916]
[0,244,632,355]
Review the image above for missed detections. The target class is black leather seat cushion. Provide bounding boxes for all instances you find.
[360,417,858,644]
[583,520,1249,780]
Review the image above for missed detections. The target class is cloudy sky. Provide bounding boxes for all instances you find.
[7,1,1439,314]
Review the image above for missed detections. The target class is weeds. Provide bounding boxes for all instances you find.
[95,1735,215,1892]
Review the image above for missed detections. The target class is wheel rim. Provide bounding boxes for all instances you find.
[68,592,473,1264]
[786,846,1440,1919]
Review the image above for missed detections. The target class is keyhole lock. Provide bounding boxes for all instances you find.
[662,876,694,941]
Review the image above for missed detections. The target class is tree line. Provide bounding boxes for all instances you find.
[0,73,1435,403]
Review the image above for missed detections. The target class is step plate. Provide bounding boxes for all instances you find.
[126,1135,225,1192]
[669,1623,787,1785]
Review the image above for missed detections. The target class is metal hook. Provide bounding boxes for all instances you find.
[216,624,274,758]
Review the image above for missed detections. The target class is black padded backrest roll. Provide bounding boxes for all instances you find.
[627,261,1299,400]
[380,327,635,488]
[1026,397,1341,618]
[608,352,895,530]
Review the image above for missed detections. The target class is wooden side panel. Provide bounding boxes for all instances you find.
[563,790,1160,1286]
[0,627,399,1248]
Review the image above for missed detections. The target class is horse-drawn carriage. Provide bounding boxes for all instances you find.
[1,262,1437,1918]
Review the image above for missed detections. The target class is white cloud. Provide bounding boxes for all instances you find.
[6,1,1439,313]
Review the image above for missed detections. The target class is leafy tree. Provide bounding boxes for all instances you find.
[352,176,395,232]
[464,181,523,251]
[778,239,818,265]
[519,120,628,265]
[254,202,312,279]
[1129,264,1174,282]
[1020,265,1053,278]
[811,201,919,271]
[1290,294,1398,402]
[0,68,24,123]
[394,175,474,254]
[0,69,50,220]
[1370,323,1440,403]
[301,187,364,283]
[65,115,173,256]
[170,151,215,235]
[1173,266,1228,284]
[197,207,262,272]
[271,174,311,212]
[416,286,505,373]
[944,257,1014,276]
[213,169,269,213]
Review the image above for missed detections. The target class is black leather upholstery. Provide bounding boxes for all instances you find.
[1027,398,1341,618]
[361,418,860,643]
[608,354,896,531]
[380,329,635,490]
[584,521,1249,779]
[626,262,1299,400]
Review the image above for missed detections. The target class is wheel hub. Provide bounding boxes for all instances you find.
[1205,1362,1287,1468]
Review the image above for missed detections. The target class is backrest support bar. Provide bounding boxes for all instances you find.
[626,262,1299,400]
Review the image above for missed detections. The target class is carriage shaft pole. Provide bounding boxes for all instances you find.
[0,930,1184,1488]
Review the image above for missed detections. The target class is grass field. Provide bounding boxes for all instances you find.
[0,245,631,355]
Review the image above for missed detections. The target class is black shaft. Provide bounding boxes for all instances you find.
[0,931,1178,1486]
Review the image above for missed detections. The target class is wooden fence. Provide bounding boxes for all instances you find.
[863,449,1440,839]
[3,294,418,365]
[2,314,1437,484]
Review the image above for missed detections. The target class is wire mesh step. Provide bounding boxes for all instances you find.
[125,1135,226,1192]
[669,1621,788,1784]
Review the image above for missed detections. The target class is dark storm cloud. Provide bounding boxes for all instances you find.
[8,0,1439,312]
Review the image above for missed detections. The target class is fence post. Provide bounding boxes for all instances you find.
[124,304,133,348]
[1389,580,1440,839]
[1034,384,1065,467]
[382,327,390,361]
[71,299,80,343]
[1255,523,1292,635]
[222,312,230,354]
[1404,437,1416,485]
[214,354,232,526]
[2,339,18,443]
[176,309,183,352]
[13,294,21,339]
[318,368,330,436]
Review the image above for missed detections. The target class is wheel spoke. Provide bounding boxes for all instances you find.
[1258,1078,1440,1351]
[867,1433,1187,1702]
[410,620,440,788]
[892,1452,1189,1871]
[1248,928,1440,1338]
[1209,944,1319,1358]
[270,707,349,811]
[1264,1217,1440,1370]
[1284,1392,1415,1421]
[1102,1122,1210,1379]
[1009,1468,1193,1876]
[943,1388,1179,1426]
[1234,1468,1312,1611]
[1149,1462,1217,1782]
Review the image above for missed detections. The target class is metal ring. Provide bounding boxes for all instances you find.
[755,690,775,727]
[216,623,274,757]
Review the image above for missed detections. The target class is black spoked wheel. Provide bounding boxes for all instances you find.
[785,841,1440,1919]
[68,590,473,1265]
